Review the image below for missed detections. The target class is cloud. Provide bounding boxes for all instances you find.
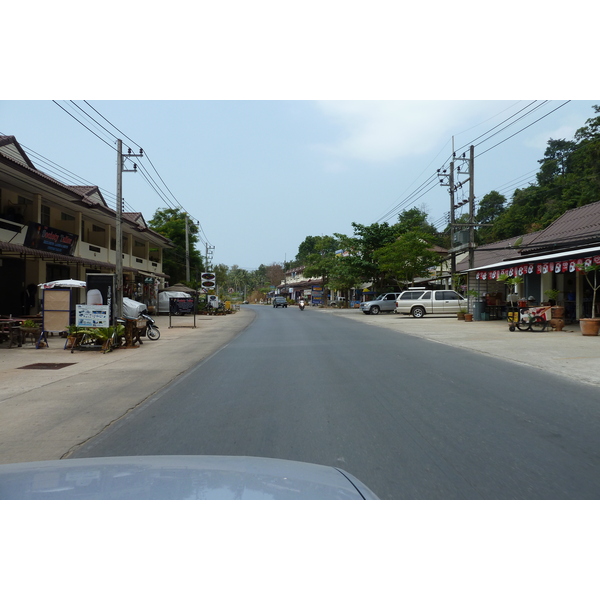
[313,101,492,164]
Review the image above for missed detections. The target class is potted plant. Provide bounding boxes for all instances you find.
[457,308,467,321]
[544,288,565,320]
[20,319,40,332]
[544,288,560,306]
[65,324,85,349]
[576,263,600,336]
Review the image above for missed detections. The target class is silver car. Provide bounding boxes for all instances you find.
[0,455,379,500]
[360,292,401,315]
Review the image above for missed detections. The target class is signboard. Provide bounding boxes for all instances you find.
[42,288,71,332]
[170,297,195,314]
[24,222,78,256]
[75,305,110,328]
[201,272,216,289]
[312,285,324,305]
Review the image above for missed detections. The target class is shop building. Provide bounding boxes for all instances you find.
[0,136,172,317]
[457,201,600,321]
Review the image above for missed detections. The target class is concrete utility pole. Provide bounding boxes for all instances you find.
[205,243,215,271]
[115,140,143,323]
[468,145,475,271]
[185,213,190,282]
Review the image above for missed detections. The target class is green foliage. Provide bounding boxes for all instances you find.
[303,236,339,298]
[21,319,39,328]
[480,105,600,243]
[373,229,440,287]
[148,208,204,284]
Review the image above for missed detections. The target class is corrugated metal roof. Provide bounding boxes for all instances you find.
[521,201,600,252]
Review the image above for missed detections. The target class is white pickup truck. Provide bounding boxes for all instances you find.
[394,288,465,318]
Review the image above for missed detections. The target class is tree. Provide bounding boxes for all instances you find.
[374,230,440,288]
[396,207,437,236]
[303,235,338,305]
[148,208,203,285]
[476,191,507,224]
[334,222,402,292]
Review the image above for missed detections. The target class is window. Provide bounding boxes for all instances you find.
[436,291,460,300]
[61,212,75,221]
[422,292,431,299]
[401,291,425,300]
[41,205,50,226]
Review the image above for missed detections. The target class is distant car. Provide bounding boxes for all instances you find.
[273,296,288,308]
[0,456,379,500]
[360,292,401,315]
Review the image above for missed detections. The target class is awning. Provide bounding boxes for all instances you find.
[466,245,600,279]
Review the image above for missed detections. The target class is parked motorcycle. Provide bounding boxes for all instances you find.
[298,300,305,311]
[141,311,160,340]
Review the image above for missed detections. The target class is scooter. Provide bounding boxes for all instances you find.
[141,311,160,340]
[298,300,305,311]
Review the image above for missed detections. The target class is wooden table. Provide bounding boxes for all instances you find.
[0,319,23,348]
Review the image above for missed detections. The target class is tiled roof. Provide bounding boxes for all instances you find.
[456,233,540,271]
[457,201,600,271]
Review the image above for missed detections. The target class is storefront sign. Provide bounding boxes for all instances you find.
[24,222,78,256]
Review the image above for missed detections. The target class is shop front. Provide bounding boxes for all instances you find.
[467,245,600,322]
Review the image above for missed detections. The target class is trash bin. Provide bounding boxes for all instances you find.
[473,301,486,321]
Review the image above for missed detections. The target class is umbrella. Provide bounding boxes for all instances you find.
[38,279,87,289]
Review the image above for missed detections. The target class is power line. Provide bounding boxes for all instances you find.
[380,101,573,229]
[77,101,212,246]
[476,101,572,158]
[52,101,116,151]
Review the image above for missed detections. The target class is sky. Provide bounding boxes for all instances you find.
[2,99,597,271]
[3,2,598,273]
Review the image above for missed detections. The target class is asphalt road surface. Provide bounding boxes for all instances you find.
[72,304,600,499]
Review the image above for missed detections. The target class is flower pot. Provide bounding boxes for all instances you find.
[579,318,600,336]
[550,318,565,332]
[551,306,565,319]
[457,312,466,320]
[464,313,473,322]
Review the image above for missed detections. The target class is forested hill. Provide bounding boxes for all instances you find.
[475,105,600,245]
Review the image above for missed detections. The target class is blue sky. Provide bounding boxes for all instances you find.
[3,3,597,270]
[2,100,597,269]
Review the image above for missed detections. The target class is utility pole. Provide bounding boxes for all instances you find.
[185,213,190,282]
[468,144,475,271]
[115,140,143,323]
[439,143,475,287]
[205,243,215,271]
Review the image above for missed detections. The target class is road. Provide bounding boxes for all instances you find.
[71,304,600,499]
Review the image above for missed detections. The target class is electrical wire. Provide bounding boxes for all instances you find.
[378,101,573,229]
[52,101,116,152]
[30,101,214,248]
[78,101,213,246]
